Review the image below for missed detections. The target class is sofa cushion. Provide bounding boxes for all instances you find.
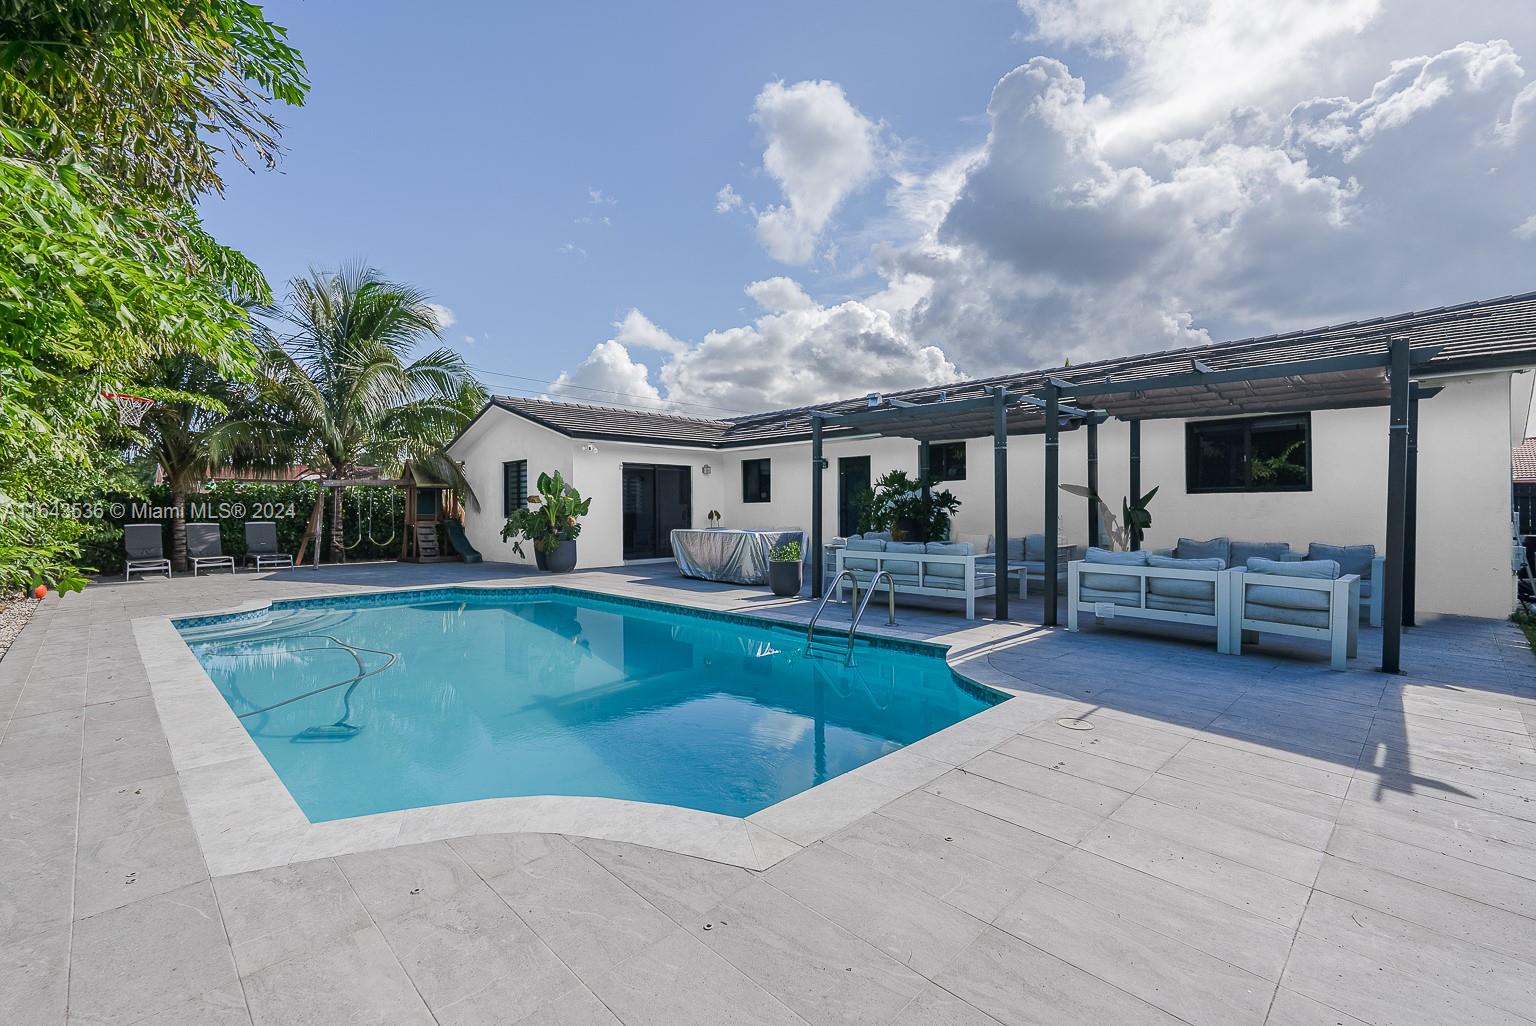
[1307,542,1375,578]
[1144,554,1222,601]
[1245,585,1331,611]
[879,541,925,576]
[1080,587,1143,607]
[955,533,993,554]
[923,541,973,579]
[1243,601,1330,630]
[1147,594,1216,615]
[1230,540,1291,567]
[1247,557,1340,579]
[1024,533,1049,562]
[843,536,886,571]
[1175,536,1230,564]
[1080,547,1147,594]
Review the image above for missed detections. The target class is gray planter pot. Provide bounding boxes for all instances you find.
[536,539,578,573]
[768,559,803,597]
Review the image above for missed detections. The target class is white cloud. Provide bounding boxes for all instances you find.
[1515,214,1536,240]
[743,277,816,313]
[588,188,617,205]
[612,308,688,356]
[423,302,456,331]
[558,241,587,257]
[461,334,476,346]
[715,184,743,213]
[751,80,881,263]
[550,340,665,408]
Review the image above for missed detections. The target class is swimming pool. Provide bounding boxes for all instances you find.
[175,587,1005,822]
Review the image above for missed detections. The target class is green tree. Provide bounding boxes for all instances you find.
[0,0,307,589]
[236,265,485,561]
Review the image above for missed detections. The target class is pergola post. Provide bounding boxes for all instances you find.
[1128,419,1142,550]
[993,387,1009,621]
[1381,337,1411,672]
[1404,386,1423,627]
[1086,418,1100,548]
[918,440,932,510]
[1044,383,1060,626]
[811,414,825,599]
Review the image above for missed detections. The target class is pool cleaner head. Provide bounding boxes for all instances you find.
[293,721,362,742]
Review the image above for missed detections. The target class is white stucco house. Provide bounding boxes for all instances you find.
[449,292,1536,621]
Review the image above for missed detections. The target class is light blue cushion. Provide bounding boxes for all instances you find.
[1175,537,1230,564]
[1147,594,1216,615]
[924,541,973,579]
[1246,585,1331,610]
[1081,547,1147,594]
[862,530,893,542]
[1244,602,1330,629]
[1247,557,1340,579]
[843,537,885,571]
[1307,543,1374,578]
[1145,554,1222,601]
[1230,541,1291,567]
[1024,533,1048,562]
[882,541,925,576]
[1080,587,1142,607]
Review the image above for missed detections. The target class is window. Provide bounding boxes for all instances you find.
[1186,414,1311,493]
[929,441,967,481]
[742,458,771,503]
[502,460,528,516]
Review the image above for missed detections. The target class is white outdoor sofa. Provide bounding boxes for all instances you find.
[1153,536,1385,627]
[1068,548,1362,669]
[1067,549,1235,651]
[833,538,996,619]
[1231,557,1360,670]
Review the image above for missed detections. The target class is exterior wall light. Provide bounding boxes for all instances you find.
[701,464,712,475]
[580,443,599,454]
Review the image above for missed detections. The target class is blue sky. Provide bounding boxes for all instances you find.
[205,1,1536,415]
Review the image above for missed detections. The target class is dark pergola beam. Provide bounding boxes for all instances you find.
[1128,419,1142,550]
[993,387,1009,621]
[1043,383,1060,626]
[1381,338,1411,672]
[1086,418,1100,548]
[810,414,825,599]
[820,394,1009,429]
[1051,347,1442,399]
[1403,383,1443,627]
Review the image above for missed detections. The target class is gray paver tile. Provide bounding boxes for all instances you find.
[68,879,238,1026]
[214,859,373,975]
[924,769,1104,845]
[874,790,1072,878]
[962,749,1133,815]
[73,814,209,919]
[1135,774,1336,849]
[336,839,482,921]
[241,925,434,1026]
[587,927,808,1026]
[573,836,755,924]
[990,734,1156,792]
[936,926,1182,1026]
[696,879,927,1026]
[1112,795,1324,886]
[510,985,621,1025]
[1325,823,1536,919]
[1263,987,1370,1025]
[0,926,68,1026]
[888,984,1004,1025]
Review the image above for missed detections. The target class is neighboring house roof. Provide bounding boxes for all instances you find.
[1515,437,1536,483]
[459,290,1536,451]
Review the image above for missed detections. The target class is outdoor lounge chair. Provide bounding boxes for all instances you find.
[186,523,236,576]
[123,523,171,581]
[243,521,294,570]
[1067,548,1234,651]
[834,538,996,619]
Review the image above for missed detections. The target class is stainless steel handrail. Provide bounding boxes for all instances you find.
[845,571,897,666]
[804,570,860,654]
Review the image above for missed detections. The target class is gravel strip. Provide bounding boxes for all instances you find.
[0,593,39,664]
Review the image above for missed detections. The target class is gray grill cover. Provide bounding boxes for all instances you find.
[671,529,803,585]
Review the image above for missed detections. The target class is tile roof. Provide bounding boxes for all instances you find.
[1514,437,1536,482]
[476,290,1536,449]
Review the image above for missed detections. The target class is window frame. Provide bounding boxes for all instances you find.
[502,460,529,517]
[928,440,967,482]
[1184,413,1313,494]
[741,457,772,503]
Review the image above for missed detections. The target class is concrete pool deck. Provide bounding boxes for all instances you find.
[3,561,1535,1025]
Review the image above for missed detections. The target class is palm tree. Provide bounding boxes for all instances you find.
[136,354,243,571]
[237,264,484,561]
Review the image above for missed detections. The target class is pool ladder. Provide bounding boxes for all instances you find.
[805,570,897,666]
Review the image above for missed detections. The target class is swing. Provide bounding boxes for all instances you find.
[341,488,368,551]
[369,487,399,547]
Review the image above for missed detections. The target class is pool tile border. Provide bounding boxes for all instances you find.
[138,579,1043,876]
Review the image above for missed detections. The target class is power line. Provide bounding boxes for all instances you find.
[466,363,753,417]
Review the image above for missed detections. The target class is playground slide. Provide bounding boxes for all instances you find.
[443,519,483,563]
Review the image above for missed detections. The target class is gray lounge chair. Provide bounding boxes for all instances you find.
[244,521,294,570]
[124,524,171,581]
[187,523,236,576]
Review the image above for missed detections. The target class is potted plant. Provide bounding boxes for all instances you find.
[707,509,722,528]
[501,470,591,572]
[856,470,961,542]
[767,539,803,597]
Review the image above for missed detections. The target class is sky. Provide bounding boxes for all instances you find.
[202,1,1536,418]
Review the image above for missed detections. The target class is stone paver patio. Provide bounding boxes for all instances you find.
[3,561,1535,1025]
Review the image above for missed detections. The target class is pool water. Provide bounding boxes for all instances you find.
[175,587,1005,821]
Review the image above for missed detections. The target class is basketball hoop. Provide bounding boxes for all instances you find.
[102,392,155,427]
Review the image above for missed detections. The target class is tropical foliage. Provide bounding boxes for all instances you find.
[855,469,962,542]
[231,265,486,558]
[0,0,307,590]
[502,471,592,557]
[769,539,802,562]
[1121,486,1160,551]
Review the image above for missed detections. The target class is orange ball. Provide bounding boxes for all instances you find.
[33,584,48,600]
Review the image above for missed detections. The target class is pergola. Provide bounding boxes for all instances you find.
[808,292,1536,673]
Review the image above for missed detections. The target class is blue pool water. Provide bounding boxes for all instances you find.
[175,587,1005,821]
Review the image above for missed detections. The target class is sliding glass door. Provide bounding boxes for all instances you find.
[622,464,692,559]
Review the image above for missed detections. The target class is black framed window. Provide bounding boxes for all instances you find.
[929,441,966,481]
[502,460,528,516]
[742,458,771,503]
[1186,414,1311,493]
